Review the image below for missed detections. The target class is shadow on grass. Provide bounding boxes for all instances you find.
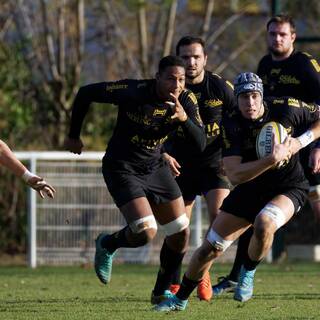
[214,292,320,301]
[0,295,149,305]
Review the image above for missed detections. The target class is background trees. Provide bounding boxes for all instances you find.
[0,0,319,253]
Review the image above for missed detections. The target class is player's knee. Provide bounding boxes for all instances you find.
[162,213,189,236]
[206,228,233,253]
[129,215,158,244]
[207,208,219,224]
[197,241,219,262]
[255,203,285,237]
[137,228,157,245]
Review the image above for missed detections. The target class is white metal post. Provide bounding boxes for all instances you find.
[28,157,37,268]
[194,196,202,248]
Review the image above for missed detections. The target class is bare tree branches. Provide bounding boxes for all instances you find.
[214,24,266,74]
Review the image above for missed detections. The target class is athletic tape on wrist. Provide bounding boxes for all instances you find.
[297,130,314,148]
[21,170,36,182]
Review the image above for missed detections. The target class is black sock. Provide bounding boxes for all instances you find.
[171,264,182,285]
[243,251,261,271]
[100,226,133,253]
[153,240,185,295]
[229,227,253,282]
[176,274,200,300]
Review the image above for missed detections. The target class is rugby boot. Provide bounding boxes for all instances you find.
[151,290,174,305]
[212,276,238,296]
[94,233,115,284]
[233,266,256,302]
[154,295,188,312]
[197,271,212,301]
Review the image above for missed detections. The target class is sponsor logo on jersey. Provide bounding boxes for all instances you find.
[301,102,318,113]
[153,109,167,116]
[272,99,285,104]
[270,68,281,75]
[131,135,168,149]
[137,82,147,88]
[127,112,152,125]
[106,84,128,92]
[206,122,220,137]
[279,75,300,85]
[287,98,300,107]
[310,59,320,73]
[204,99,223,107]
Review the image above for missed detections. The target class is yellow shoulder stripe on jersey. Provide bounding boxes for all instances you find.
[226,80,234,90]
[311,59,320,73]
[212,73,222,78]
[302,51,312,57]
[187,91,198,105]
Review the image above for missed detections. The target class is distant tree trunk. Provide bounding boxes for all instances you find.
[201,0,214,40]
[10,0,86,147]
[137,0,149,77]
[162,0,177,57]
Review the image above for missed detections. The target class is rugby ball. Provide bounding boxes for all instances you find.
[256,121,288,167]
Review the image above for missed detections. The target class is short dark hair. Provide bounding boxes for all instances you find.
[175,36,206,55]
[266,14,296,33]
[158,55,186,74]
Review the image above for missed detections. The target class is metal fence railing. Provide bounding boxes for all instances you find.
[15,152,217,267]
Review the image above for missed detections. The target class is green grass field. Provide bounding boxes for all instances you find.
[0,263,319,320]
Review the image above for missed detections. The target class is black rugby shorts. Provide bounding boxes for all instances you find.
[176,166,231,201]
[102,159,181,208]
[221,184,307,223]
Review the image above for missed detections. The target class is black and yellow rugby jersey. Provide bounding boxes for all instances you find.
[222,97,319,190]
[257,51,320,104]
[165,71,236,169]
[69,79,205,167]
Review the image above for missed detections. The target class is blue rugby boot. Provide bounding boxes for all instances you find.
[154,295,188,312]
[94,233,115,284]
[151,290,174,305]
[233,266,256,302]
[212,276,238,296]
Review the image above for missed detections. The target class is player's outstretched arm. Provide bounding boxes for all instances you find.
[0,139,55,199]
[64,137,84,155]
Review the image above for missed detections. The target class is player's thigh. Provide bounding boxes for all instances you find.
[184,199,195,219]
[205,188,230,218]
[151,196,187,225]
[211,210,251,241]
[119,197,154,224]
